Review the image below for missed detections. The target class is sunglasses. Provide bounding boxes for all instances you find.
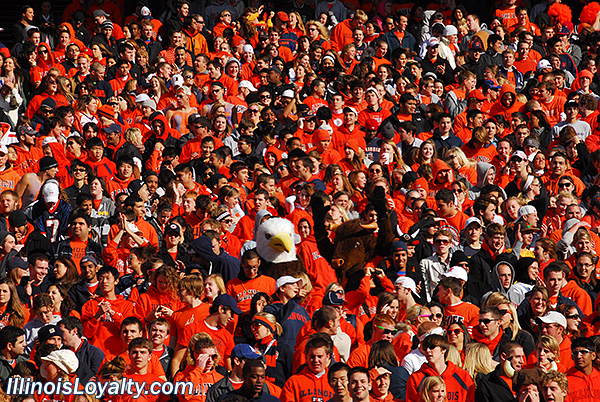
[479,318,497,325]
[72,168,86,173]
[558,182,572,188]
[223,219,233,224]
[572,349,591,356]
[375,325,398,335]
[370,169,382,173]
[566,314,581,320]
[434,239,450,245]
[447,329,462,335]
[452,188,464,194]
[249,109,260,114]
[39,50,48,54]
[260,95,271,99]
[498,309,509,316]
[424,345,440,351]
[206,354,219,360]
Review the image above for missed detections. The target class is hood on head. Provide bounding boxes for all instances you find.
[476,162,494,188]
[432,159,452,183]
[491,259,516,294]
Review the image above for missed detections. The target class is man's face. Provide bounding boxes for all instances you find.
[440,117,452,133]
[550,156,567,175]
[497,264,512,289]
[436,169,452,184]
[478,312,500,338]
[541,323,563,339]
[306,346,330,373]
[31,260,49,282]
[243,257,260,279]
[120,324,141,345]
[487,233,504,252]
[150,323,169,346]
[330,369,349,397]
[130,347,150,370]
[544,271,564,295]
[505,347,525,370]
[99,272,117,294]
[246,366,266,394]
[436,200,453,216]
[71,217,89,239]
[10,335,26,356]
[349,373,371,401]
[1,195,17,214]
[572,347,596,371]
[392,250,407,270]
[82,261,98,281]
[373,321,396,342]
[542,381,567,402]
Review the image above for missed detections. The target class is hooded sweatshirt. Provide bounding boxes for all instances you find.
[406,361,475,402]
[468,162,495,200]
[429,159,454,194]
[489,85,524,119]
[483,261,524,306]
[188,237,240,284]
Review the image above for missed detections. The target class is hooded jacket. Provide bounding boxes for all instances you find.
[188,237,240,283]
[489,85,524,119]
[468,162,495,200]
[483,261,525,306]
[429,159,454,194]
[406,361,475,402]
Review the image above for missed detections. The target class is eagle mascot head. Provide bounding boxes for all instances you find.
[256,217,300,264]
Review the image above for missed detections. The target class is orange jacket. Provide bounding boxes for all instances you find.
[565,367,600,402]
[281,366,335,402]
[406,361,475,402]
[173,366,224,402]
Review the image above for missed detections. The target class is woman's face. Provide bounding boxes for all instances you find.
[377,66,389,81]
[447,324,464,347]
[335,194,350,210]
[527,261,540,282]
[533,153,546,170]
[40,361,59,381]
[429,306,443,326]
[530,291,547,316]
[433,81,444,97]
[0,284,11,305]
[48,285,63,307]
[504,199,520,220]
[4,58,14,71]
[356,172,367,189]
[298,189,311,207]
[214,117,227,133]
[204,278,219,300]
[251,320,271,340]
[575,237,592,254]
[226,63,239,78]
[427,384,445,402]
[497,303,512,328]
[54,262,67,279]
[156,274,169,293]
[565,308,581,332]
[344,147,355,160]
[318,13,328,25]
[128,252,141,269]
[289,13,297,27]
[255,296,267,313]
[452,184,466,203]
[91,45,102,59]
[422,144,434,160]
[386,299,399,319]
[536,345,556,367]
[307,25,319,40]
[298,221,311,239]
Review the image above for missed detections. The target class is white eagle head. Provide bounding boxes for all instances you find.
[256,217,300,263]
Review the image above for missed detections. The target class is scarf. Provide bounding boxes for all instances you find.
[472,327,504,355]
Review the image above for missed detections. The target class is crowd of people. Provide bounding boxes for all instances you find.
[0,0,599,402]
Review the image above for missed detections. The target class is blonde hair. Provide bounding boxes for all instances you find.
[253,312,283,336]
[205,274,226,296]
[295,272,313,304]
[124,127,143,146]
[306,20,330,40]
[446,147,476,169]
[463,343,495,380]
[537,335,561,363]
[483,292,522,340]
[419,377,447,402]
[446,344,463,368]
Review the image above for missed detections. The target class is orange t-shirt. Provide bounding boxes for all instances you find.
[171,303,211,345]
[180,319,235,366]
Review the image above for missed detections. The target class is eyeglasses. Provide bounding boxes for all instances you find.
[479,318,497,325]
[370,168,382,173]
[434,239,450,245]
[566,314,581,320]
[375,325,398,335]
[572,349,591,356]
[447,329,462,335]
[193,125,204,130]
[184,75,193,79]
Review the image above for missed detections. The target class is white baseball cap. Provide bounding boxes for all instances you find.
[276,276,303,289]
[464,217,482,230]
[394,276,418,296]
[537,311,567,328]
[442,266,468,282]
[43,182,60,204]
[239,80,257,92]
[135,93,151,103]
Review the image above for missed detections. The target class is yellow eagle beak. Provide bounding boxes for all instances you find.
[269,233,293,253]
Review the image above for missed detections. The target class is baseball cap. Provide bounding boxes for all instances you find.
[165,223,181,236]
[519,221,540,234]
[43,182,60,204]
[537,59,552,71]
[464,217,482,230]
[93,9,110,18]
[392,240,407,253]
[276,275,303,289]
[470,41,483,51]
[517,205,537,220]
[556,26,570,36]
[102,123,122,134]
[467,89,486,101]
[239,80,257,92]
[231,344,262,359]
[135,93,151,103]
[281,89,295,98]
[426,37,440,47]
[322,292,345,306]
[142,98,157,110]
[276,11,289,22]
[443,266,469,282]
[343,106,358,115]
[213,294,242,315]
[364,118,379,131]
[483,79,502,91]
[510,150,527,161]
[524,137,540,149]
[140,6,151,19]
[81,255,98,266]
[128,179,146,195]
[0,145,7,155]
[7,255,28,272]
[8,210,27,228]
[444,25,458,36]
[394,277,418,296]
[537,311,567,328]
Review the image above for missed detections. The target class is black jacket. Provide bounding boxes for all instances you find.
[207,375,276,402]
[467,248,517,304]
[74,339,105,375]
[475,365,514,402]
[69,279,103,312]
